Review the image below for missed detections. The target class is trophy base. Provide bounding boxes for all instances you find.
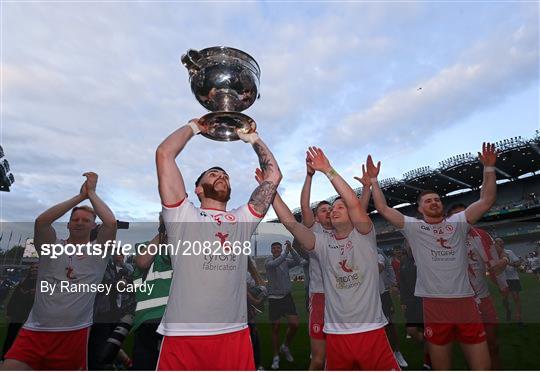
[199,112,257,142]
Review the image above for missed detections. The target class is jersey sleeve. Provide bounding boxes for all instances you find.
[399,215,418,239]
[447,210,469,236]
[231,204,264,241]
[161,198,199,238]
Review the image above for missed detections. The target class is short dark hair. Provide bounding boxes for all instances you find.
[417,190,439,204]
[314,201,331,214]
[271,242,282,247]
[332,197,343,205]
[447,203,467,216]
[195,166,228,187]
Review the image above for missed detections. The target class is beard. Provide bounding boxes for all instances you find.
[423,207,444,218]
[202,181,231,203]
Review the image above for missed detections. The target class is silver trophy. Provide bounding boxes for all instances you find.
[181,47,260,141]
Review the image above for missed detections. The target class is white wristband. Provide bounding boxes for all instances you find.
[484,166,495,173]
[370,178,378,183]
[188,121,200,135]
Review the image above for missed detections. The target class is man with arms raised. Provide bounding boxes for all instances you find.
[155,119,281,370]
[3,172,117,370]
[367,142,497,370]
[298,155,333,370]
[263,147,399,370]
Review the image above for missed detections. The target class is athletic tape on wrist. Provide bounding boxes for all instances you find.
[370,178,379,183]
[484,166,495,172]
[326,168,338,181]
[188,121,200,135]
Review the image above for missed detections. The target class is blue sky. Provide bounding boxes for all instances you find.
[0,1,538,235]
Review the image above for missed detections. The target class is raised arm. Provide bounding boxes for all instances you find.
[135,234,160,270]
[34,179,88,253]
[240,133,282,216]
[367,155,405,229]
[136,215,167,270]
[307,147,372,234]
[254,168,315,250]
[300,158,316,228]
[353,165,372,212]
[84,172,117,245]
[285,240,302,267]
[465,143,497,224]
[156,120,202,206]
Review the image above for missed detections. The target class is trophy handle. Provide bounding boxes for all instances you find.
[181,49,202,72]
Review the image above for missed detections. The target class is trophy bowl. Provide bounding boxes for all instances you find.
[181,47,260,141]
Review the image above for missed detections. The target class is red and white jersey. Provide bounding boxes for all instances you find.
[308,222,333,295]
[313,228,387,334]
[400,211,474,298]
[467,228,508,299]
[158,198,262,336]
[24,239,108,331]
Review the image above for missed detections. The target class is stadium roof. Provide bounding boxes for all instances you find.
[275,131,540,221]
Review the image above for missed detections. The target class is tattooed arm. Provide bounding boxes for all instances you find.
[243,135,282,216]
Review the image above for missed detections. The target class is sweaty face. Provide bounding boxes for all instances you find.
[330,199,350,225]
[419,194,444,219]
[199,170,231,203]
[315,204,331,227]
[271,244,282,258]
[68,210,96,238]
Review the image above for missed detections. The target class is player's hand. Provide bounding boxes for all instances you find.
[365,155,381,179]
[79,181,88,198]
[478,142,497,167]
[188,118,207,134]
[284,240,292,252]
[306,147,332,173]
[306,156,315,176]
[238,130,259,145]
[353,164,371,187]
[83,172,98,194]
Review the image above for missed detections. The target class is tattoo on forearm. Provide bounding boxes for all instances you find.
[249,181,277,215]
[253,143,273,173]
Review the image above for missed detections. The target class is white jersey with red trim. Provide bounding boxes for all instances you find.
[24,239,108,331]
[399,211,474,298]
[467,227,508,299]
[308,222,333,295]
[313,228,387,334]
[158,198,262,336]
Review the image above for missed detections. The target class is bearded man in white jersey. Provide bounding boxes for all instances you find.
[367,142,497,370]
[260,147,399,370]
[155,119,281,370]
[3,172,117,370]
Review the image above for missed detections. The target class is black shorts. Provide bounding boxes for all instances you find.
[380,291,394,322]
[507,279,522,292]
[404,297,424,328]
[533,268,540,274]
[268,293,297,321]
